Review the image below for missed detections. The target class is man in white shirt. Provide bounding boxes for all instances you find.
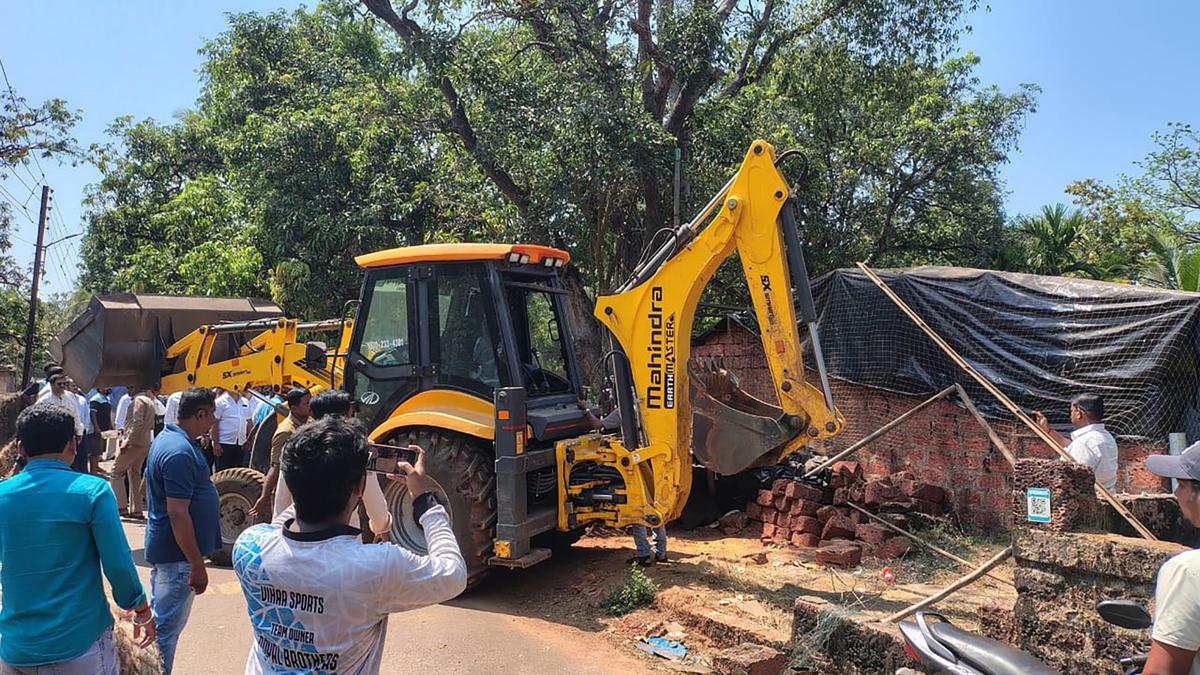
[210,389,252,472]
[1143,444,1200,675]
[233,417,466,674]
[40,375,84,449]
[163,391,182,427]
[1034,393,1118,492]
[115,392,133,430]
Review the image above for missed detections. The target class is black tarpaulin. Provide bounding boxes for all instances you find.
[803,267,1200,441]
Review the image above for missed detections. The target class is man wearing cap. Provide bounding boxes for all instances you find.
[250,387,311,521]
[1034,393,1118,492]
[1143,445,1200,675]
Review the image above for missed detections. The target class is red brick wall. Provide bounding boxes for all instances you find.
[692,321,1170,532]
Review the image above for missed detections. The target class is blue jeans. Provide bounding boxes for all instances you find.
[632,524,668,558]
[0,627,116,675]
[150,561,196,674]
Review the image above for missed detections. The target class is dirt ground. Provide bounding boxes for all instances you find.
[518,523,1014,671]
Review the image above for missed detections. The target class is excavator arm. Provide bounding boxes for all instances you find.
[158,317,351,398]
[556,140,843,530]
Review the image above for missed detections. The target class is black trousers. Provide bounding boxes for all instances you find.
[215,443,245,472]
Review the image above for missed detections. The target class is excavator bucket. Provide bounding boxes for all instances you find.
[49,294,284,390]
[688,358,805,475]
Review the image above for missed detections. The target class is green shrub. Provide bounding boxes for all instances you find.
[600,566,658,616]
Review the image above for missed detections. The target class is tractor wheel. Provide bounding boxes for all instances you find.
[208,467,266,567]
[381,428,496,587]
[532,528,584,554]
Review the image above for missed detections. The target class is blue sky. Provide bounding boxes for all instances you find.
[2,1,1198,295]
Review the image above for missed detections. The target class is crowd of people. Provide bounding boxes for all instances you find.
[0,378,467,675]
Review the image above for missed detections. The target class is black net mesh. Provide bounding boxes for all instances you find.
[799,267,1200,442]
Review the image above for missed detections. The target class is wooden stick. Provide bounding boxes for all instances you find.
[856,262,1157,541]
[954,383,1017,467]
[884,546,1013,623]
[846,503,1011,587]
[803,385,958,479]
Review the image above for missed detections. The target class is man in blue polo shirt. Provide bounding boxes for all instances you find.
[144,387,222,674]
[0,404,155,673]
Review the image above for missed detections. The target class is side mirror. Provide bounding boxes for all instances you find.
[1096,599,1152,630]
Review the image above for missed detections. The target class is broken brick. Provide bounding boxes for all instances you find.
[832,488,848,505]
[745,503,764,522]
[792,515,822,535]
[821,514,857,541]
[789,499,820,517]
[760,522,777,539]
[879,500,914,514]
[855,522,895,545]
[864,479,903,506]
[755,490,774,507]
[910,498,944,515]
[911,483,948,503]
[786,481,824,502]
[773,495,790,512]
[816,540,863,566]
[772,479,791,496]
[712,643,786,675]
[894,478,916,498]
[832,461,864,483]
[790,532,821,548]
[718,511,750,533]
[874,536,913,560]
[816,505,839,524]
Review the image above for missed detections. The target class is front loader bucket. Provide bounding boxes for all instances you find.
[49,294,283,390]
[689,358,805,475]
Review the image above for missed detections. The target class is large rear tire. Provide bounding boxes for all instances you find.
[208,467,266,567]
[381,428,496,587]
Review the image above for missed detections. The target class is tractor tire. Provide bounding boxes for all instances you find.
[208,467,266,567]
[532,528,584,554]
[381,428,496,587]
[247,415,278,474]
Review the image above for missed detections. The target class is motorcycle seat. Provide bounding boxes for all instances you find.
[928,621,1059,675]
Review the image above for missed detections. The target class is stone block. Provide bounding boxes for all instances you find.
[746,503,765,522]
[790,532,820,548]
[786,481,824,502]
[864,479,903,506]
[874,537,912,560]
[760,522,777,539]
[773,495,789,512]
[712,643,785,675]
[789,499,820,517]
[821,514,857,541]
[1011,458,1101,533]
[815,541,862,566]
[911,483,948,503]
[854,523,894,545]
[755,489,774,507]
[793,515,822,536]
[816,505,839,524]
[719,510,750,533]
[791,596,910,674]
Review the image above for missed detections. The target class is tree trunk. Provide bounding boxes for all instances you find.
[559,266,608,392]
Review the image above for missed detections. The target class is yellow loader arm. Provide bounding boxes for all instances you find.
[159,317,352,399]
[557,140,843,530]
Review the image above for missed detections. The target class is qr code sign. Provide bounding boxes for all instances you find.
[1026,487,1051,523]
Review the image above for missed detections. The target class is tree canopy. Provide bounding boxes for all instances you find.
[79,0,1036,324]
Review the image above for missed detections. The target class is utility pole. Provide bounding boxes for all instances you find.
[21,185,49,386]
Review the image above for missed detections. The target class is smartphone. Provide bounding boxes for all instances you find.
[367,443,418,474]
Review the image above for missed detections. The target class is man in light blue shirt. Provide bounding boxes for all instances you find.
[0,404,156,673]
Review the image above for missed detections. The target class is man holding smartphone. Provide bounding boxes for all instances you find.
[232,417,466,674]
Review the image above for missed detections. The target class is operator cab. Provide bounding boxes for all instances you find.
[345,244,592,442]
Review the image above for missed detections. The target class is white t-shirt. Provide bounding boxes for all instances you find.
[1153,548,1200,675]
[234,504,467,674]
[164,392,182,427]
[41,391,84,436]
[214,391,248,445]
[114,394,132,430]
[1065,423,1118,492]
[273,474,392,536]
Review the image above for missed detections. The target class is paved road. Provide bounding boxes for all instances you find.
[119,521,651,674]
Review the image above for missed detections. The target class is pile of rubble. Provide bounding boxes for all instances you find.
[745,462,950,566]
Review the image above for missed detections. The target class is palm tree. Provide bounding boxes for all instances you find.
[1016,203,1099,277]
[1142,229,1200,291]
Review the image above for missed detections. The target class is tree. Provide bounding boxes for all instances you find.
[1011,204,1099,278]
[0,81,79,375]
[1142,229,1200,291]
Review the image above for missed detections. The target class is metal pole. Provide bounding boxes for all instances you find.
[21,186,50,385]
[672,146,681,229]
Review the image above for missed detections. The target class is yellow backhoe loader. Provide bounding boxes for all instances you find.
[53,140,843,581]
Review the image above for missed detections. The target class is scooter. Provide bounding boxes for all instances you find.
[898,601,1154,675]
[898,611,1057,674]
[1095,599,1152,675]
